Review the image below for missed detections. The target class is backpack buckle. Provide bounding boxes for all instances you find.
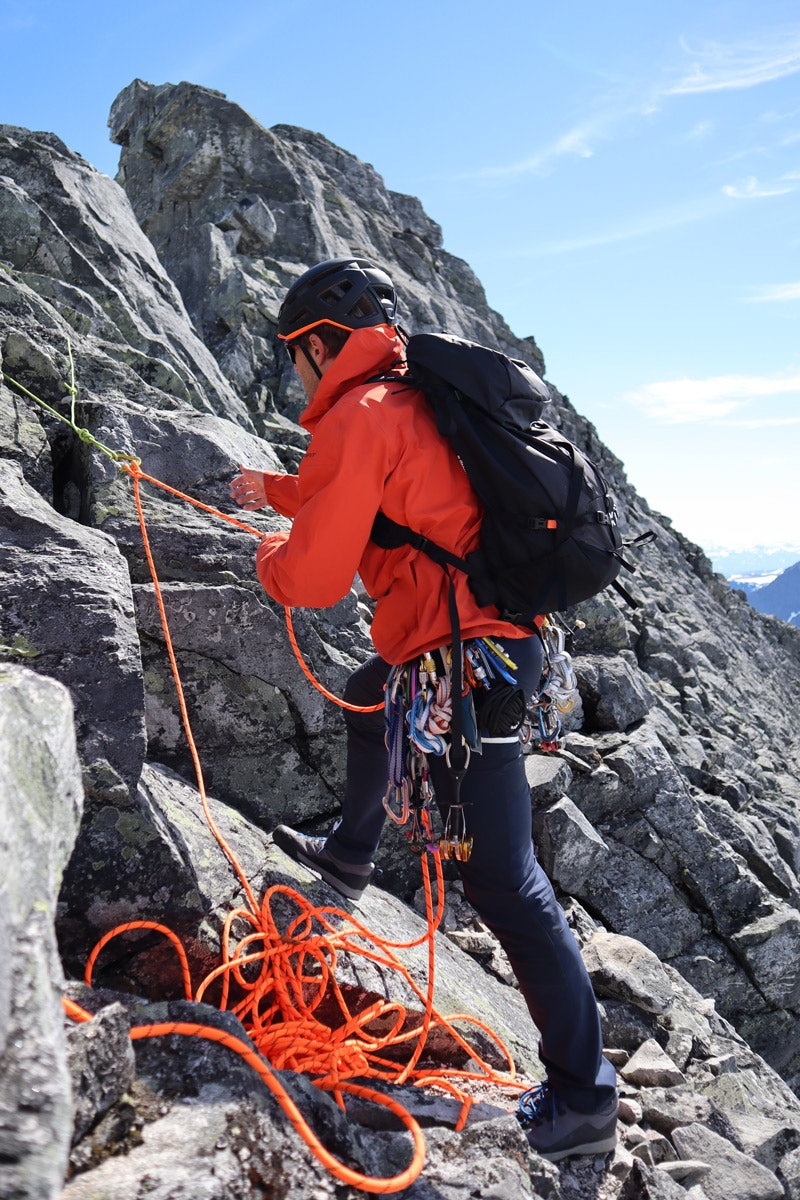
[528,517,558,531]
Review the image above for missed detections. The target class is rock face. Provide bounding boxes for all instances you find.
[2,80,800,1198]
[108,78,546,436]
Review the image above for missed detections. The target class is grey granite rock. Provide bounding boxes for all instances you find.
[0,666,83,1200]
[1,78,800,1199]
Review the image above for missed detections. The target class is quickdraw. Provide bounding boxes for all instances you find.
[526,618,580,752]
[465,638,517,689]
[383,671,411,822]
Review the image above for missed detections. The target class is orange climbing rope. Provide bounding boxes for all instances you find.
[128,463,382,714]
[63,995,427,1195]
[284,606,383,713]
[60,459,526,1194]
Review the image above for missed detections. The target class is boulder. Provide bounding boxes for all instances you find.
[670,1123,783,1200]
[65,1001,135,1146]
[621,1039,686,1088]
[0,666,83,1200]
[532,796,610,894]
[583,931,675,1015]
[0,127,251,427]
[577,653,654,732]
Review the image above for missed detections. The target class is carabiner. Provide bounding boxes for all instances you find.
[382,779,411,825]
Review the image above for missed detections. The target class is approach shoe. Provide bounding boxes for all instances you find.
[272,825,374,902]
[516,1082,617,1162]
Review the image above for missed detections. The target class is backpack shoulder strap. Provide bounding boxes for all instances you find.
[365,358,409,386]
[370,511,468,573]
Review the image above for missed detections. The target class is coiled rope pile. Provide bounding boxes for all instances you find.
[6,362,526,1193]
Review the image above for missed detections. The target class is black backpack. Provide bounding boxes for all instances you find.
[371,332,647,626]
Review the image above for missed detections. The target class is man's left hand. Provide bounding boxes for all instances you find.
[230,466,268,510]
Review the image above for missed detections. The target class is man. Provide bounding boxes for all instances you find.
[231,257,618,1161]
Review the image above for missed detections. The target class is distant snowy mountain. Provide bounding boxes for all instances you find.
[729,570,782,594]
[714,547,800,576]
[733,561,800,628]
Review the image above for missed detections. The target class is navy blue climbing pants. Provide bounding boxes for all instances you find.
[328,636,617,1113]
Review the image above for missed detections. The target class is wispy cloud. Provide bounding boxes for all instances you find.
[722,174,796,198]
[459,30,800,183]
[728,416,800,429]
[623,373,800,424]
[746,282,800,302]
[683,120,715,142]
[462,114,615,181]
[669,31,800,94]
[518,194,726,257]
[760,105,800,123]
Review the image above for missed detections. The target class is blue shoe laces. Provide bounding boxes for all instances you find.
[517,1082,556,1130]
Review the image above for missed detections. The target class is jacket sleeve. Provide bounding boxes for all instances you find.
[256,399,391,609]
[262,471,301,518]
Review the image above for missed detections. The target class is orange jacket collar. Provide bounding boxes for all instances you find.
[299,325,407,433]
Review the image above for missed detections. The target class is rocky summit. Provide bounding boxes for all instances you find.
[2,79,800,1200]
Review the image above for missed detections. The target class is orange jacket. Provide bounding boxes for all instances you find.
[256,324,534,664]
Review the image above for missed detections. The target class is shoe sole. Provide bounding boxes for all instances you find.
[539,1131,617,1163]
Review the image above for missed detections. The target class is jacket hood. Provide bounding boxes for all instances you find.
[298,325,406,433]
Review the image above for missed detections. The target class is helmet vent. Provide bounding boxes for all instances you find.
[319,281,354,307]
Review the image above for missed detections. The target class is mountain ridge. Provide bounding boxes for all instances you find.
[3,80,800,1199]
[742,561,800,628]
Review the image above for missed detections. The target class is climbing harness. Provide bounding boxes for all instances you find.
[379,635,528,865]
[6,354,531,1194]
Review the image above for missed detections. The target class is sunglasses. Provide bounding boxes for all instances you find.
[285,340,299,365]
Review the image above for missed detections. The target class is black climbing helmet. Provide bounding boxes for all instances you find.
[277,258,398,340]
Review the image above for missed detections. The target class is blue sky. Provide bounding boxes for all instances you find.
[2,0,799,570]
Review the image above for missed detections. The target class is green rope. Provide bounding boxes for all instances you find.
[67,338,78,425]
[1,340,139,469]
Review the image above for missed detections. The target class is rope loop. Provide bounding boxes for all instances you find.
[78,861,524,1191]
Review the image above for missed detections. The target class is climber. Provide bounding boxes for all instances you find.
[230,257,618,1161]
